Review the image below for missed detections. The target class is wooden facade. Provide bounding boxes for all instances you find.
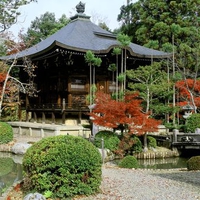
[3,2,171,124]
[22,50,126,123]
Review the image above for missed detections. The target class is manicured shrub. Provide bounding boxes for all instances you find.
[185,113,200,133]
[187,156,200,171]
[94,130,120,151]
[22,135,102,199]
[118,155,139,169]
[131,136,143,153]
[147,136,157,148]
[0,122,13,144]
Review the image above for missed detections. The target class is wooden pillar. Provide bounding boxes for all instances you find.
[26,111,29,122]
[51,112,55,124]
[62,98,66,110]
[57,94,61,107]
[78,110,81,124]
[42,112,46,124]
[33,112,37,123]
[62,111,65,125]
[68,94,72,107]
[25,94,29,109]
[25,94,30,121]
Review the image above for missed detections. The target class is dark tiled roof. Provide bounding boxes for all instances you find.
[1,15,171,60]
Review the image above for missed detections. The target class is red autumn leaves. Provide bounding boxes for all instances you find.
[89,92,161,136]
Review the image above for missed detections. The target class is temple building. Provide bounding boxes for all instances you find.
[2,2,170,125]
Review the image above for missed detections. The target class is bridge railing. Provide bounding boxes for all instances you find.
[172,129,200,149]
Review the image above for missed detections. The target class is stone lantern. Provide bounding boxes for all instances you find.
[182,104,195,119]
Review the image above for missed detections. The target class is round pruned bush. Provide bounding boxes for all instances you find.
[94,130,120,151]
[147,136,157,149]
[0,122,13,144]
[22,135,102,199]
[187,156,200,171]
[118,155,139,169]
[131,136,143,153]
[185,113,200,133]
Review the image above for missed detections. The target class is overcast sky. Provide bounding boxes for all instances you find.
[9,0,137,37]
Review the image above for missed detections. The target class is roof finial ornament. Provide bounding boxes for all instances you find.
[76,1,85,14]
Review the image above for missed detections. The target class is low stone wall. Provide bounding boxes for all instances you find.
[134,148,180,159]
[98,147,180,163]
[8,122,91,138]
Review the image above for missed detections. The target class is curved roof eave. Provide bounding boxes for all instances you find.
[0,40,58,61]
[0,14,172,61]
[55,42,171,59]
[0,39,172,62]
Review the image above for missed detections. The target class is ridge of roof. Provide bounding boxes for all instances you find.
[0,2,172,60]
[94,31,117,39]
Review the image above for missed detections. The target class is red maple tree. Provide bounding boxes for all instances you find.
[176,79,200,108]
[90,91,161,136]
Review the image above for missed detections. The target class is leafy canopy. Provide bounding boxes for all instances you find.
[118,0,200,69]
[85,50,102,67]
[176,79,200,108]
[23,12,70,47]
[127,62,172,118]
[90,92,161,135]
[0,0,37,32]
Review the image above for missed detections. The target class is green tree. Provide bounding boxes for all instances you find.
[23,12,70,47]
[116,33,131,94]
[127,62,171,115]
[0,0,37,32]
[85,51,102,107]
[118,0,200,70]
[98,22,111,32]
[0,57,37,119]
[118,0,200,128]
[127,62,172,149]
[111,47,121,101]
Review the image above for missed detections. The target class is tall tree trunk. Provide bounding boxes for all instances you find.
[116,54,119,101]
[172,34,176,125]
[93,65,95,102]
[0,60,16,117]
[124,48,126,91]
[89,64,92,110]
[143,87,150,150]
[121,49,124,92]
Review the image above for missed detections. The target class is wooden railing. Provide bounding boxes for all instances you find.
[27,103,89,111]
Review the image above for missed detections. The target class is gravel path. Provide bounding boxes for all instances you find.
[78,166,200,200]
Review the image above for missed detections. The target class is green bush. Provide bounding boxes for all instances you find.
[118,155,139,169]
[131,136,143,153]
[22,135,102,199]
[185,113,200,133]
[147,136,157,148]
[187,156,200,171]
[94,130,120,151]
[0,122,13,144]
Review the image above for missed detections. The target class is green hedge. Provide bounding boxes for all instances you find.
[118,155,139,169]
[22,135,102,199]
[94,130,120,151]
[0,122,13,144]
[187,156,200,171]
[147,136,157,148]
[185,113,200,133]
[131,136,143,153]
